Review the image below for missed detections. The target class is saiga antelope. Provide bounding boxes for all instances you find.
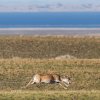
[24,74,71,89]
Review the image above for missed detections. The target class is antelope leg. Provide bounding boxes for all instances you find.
[25,79,33,88]
[63,82,69,87]
[59,82,67,89]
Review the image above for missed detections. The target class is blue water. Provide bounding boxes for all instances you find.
[0,12,100,28]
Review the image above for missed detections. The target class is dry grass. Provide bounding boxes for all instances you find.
[0,58,100,90]
[0,36,100,58]
[0,90,100,100]
[0,36,100,99]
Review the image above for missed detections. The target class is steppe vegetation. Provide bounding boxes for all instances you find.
[0,36,100,59]
[0,36,100,100]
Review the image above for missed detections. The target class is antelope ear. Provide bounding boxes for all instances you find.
[62,76,67,79]
[66,75,71,80]
[68,77,74,81]
[68,77,71,80]
[64,75,69,78]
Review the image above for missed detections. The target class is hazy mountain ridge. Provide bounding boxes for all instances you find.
[0,3,100,12]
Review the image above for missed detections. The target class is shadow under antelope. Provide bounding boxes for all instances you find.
[23,74,71,89]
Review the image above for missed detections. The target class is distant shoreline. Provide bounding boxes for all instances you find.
[0,28,100,30]
[0,28,100,36]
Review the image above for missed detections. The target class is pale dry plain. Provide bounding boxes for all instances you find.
[0,28,100,36]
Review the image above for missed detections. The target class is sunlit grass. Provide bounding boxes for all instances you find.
[0,90,100,100]
[0,58,100,90]
[0,36,100,99]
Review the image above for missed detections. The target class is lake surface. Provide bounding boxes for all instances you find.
[0,12,100,28]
